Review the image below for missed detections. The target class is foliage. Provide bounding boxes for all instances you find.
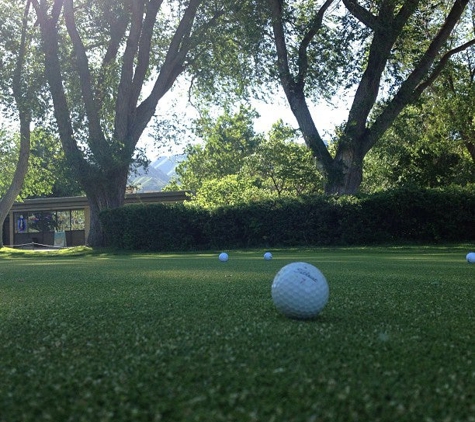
[428,50,475,162]
[0,129,82,200]
[362,104,475,191]
[168,106,263,192]
[166,112,324,208]
[189,174,273,209]
[244,120,324,197]
[100,187,475,250]
[0,0,47,119]
[362,42,475,192]
[1,247,473,421]
[257,0,474,194]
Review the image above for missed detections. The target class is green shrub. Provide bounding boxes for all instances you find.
[100,187,475,250]
[100,203,208,251]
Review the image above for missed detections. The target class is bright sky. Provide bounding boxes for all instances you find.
[142,84,350,160]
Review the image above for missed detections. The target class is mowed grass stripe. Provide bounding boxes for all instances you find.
[0,246,473,422]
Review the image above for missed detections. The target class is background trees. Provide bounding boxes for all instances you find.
[0,129,80,199]
[362,42,475,191]
[362,103,475,191]
[244,121,324,197]
[166,108,324,208]
[170,107,263,194]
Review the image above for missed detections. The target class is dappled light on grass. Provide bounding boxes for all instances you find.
[0,246,473,421]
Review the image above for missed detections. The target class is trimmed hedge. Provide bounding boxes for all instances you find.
[100,187,475,250]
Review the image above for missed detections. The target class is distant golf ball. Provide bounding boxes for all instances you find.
[466,252,475,263]
[219,252,229,262]
[272,262,329,320]
[264,252,273,260]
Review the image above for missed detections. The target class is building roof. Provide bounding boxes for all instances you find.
[10,191,189,212]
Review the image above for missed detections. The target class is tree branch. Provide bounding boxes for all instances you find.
[129,0,163,113]
[297,0,335,86]
[268,0,332,170]
[367,0,471,152]
[415,38,475,94]
[114,0,146,140]
[63,0,107,158]
[30,0,86,178]
[341,0,378,29]
[132,0,203,142]
[95,6,130,107]
[343,0,420,145]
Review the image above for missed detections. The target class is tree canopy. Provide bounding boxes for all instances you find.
[25,0,261,245]
[262,0,474,194]
[166,108,324,208]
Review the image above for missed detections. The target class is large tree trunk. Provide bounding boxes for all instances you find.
[325,148,364,195]
[82,166,129,246]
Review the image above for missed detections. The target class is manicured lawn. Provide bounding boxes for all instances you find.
[0,246,473,421]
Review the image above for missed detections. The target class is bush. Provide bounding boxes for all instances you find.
[100,203,208,251]
[100,187,475,250]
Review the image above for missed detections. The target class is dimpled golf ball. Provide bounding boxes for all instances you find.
[219,252,229,262]
[466,252,475,263]
[272,262,329,320]
[264,252,273,260]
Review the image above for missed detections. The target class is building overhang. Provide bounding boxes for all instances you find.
[10,191,189,212]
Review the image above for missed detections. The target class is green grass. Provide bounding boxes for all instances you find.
[0,246,473,422]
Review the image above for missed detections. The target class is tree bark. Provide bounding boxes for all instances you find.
[325,147,364,195]
[83,168,129,247]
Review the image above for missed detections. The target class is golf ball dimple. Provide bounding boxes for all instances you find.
[271,262,329,320]
[219,252,229,262]
[264,252,273,260]
[466,252,475,263]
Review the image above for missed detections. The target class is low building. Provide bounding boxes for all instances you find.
[3,191,188,247]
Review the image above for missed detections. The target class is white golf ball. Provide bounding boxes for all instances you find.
[219,252,229,262]
[272,262,329,320]
[466,252,475,263]
[264,252,273,260]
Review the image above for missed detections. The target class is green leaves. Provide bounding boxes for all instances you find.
[168,108,324,208]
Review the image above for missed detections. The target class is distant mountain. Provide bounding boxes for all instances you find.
[128,154,186,192]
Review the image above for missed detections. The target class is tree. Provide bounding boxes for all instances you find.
[428,49,475,163]
[0,0,36,247]
[29,0,253,246]
[190,174,267,209]
[0,129,79,200]
[362,36,475,191]
[244,120,324,196]
[362,104,475,191]
[267,0,474,194]
[168,106,263,193]
[166,112,324,207]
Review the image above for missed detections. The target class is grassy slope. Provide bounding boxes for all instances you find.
[0,246,473,422]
